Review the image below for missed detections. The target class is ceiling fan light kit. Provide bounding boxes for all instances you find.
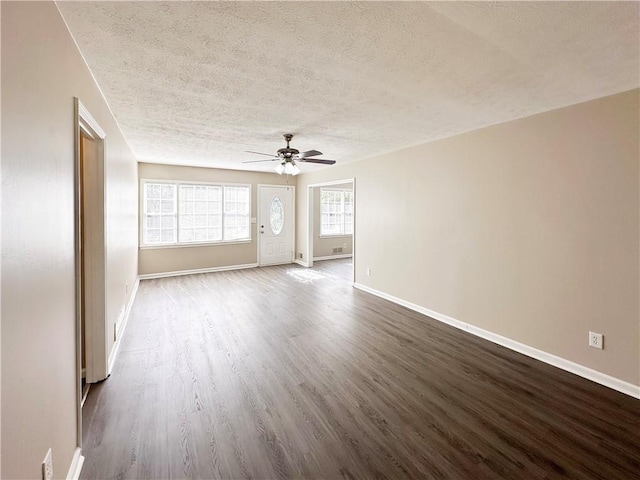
[244,134,336,175]
[283,162,301,176]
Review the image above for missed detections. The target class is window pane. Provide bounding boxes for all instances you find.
[223,186,250,240]
[320,189,353,236]
[146,229,160,244]
[183,186,194,200]
[146,216,160,229]
[161,185,174,199]
[195,228,207,241]
[178,185,222,243]
[181,228,194,242]
[344,214,353,234]
[160,228,176,243]
[147,200,160,214]
[181,214,193,227]
[146,184,161,199]
[210,227,222,240]
[161,215,175,229]
[344,192,354,233]
[161,200,175,213]
[195,214,207,227]
[320,189,344,235]
[143,183,177,245]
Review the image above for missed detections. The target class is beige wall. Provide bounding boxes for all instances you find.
[138,163,294,275]
[296,89,639,387]
[312,183,353,259]
[1,2,139,478]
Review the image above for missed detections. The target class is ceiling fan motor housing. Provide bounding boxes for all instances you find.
[278,134,298,159]
[277,147,299,159]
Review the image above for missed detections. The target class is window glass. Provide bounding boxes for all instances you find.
[223,186,250,240]
[320,188,353,236]
[143,183,176,245]
[141,182,250,246]
[270,196,284,234]
[178,185,222,243]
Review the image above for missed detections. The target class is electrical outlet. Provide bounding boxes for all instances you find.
[42,448,53,480]
[298,252,303,259]
[366,267,371,276]
[589,331,603,349]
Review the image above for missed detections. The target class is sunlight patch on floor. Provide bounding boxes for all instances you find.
[286,268,327,284]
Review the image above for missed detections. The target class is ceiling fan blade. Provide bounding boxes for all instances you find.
[298,149,323,158]
[242,158,279,164]
[245,150,277,157]
[298,158,336,165]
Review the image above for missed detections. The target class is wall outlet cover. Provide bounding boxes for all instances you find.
[589,331,604,349]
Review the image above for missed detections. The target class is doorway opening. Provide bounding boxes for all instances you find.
[74,98,107,454]
[306,178,355,283]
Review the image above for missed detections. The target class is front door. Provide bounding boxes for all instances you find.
[259,185,294,266]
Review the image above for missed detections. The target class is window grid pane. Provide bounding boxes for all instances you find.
[142,182,251,246]
[178,185,222,243]
[344,191,354,234]
[144,183,177,245]
[321,189,349,235]
[224,186,250,240]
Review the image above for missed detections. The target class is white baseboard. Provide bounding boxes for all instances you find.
[353,283,640,399]
[138,263,258,280]
[313,254,353,261]
[108,276,140,375]
[293,259,310,267]
[66,447,85,480]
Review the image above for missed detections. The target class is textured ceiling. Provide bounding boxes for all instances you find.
[56,1,639,173]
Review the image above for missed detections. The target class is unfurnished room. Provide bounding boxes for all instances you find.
[1,1,639,479]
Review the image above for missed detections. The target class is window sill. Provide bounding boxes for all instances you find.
[319,234,353,238]
[140,239,253,250]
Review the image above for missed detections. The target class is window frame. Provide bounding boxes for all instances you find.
[319,188,354,237]
[139,179,252,249]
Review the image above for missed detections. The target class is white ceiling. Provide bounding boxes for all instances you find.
[57,1,639,174]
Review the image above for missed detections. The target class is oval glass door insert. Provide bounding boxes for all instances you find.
[270,197,284,234]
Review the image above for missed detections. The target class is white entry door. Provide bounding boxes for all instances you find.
[259,185,294,266]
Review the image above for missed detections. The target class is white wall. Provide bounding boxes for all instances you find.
[1,2,139,478]
[296,89,639,388]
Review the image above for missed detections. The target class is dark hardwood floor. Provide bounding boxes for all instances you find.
[81,259,639,479]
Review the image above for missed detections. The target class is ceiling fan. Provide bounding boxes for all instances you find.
[243,134,336,175]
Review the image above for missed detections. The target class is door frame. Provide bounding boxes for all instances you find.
[74,98,108,449]
[306,178,356,283]
[257,184,295,266]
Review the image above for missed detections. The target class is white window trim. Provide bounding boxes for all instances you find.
[139,178,252,248]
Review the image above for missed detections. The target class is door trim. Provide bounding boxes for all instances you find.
[74,98,107,452]
[257,184,295,266]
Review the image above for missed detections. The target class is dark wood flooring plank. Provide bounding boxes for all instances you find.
[81,259,640,480]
